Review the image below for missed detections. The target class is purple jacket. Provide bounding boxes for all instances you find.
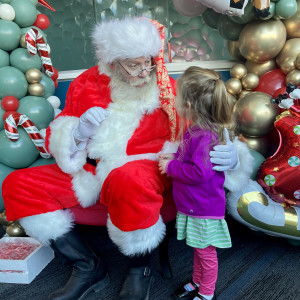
[166,126,225,219]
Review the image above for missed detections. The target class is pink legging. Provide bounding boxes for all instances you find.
[192,246,218,296]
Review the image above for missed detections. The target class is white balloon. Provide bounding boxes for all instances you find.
[196,0,249,17]
[54,108,62,117]
[47,96,61,109]
[0,4,15,21]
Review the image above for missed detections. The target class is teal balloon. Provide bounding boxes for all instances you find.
[202,8,220,29]
[10,0,37,27]
[21,26,47,44]
[0,49,9,68]
[0,103,4,130]
[10,48,42,73]
[249,149,266,180]
[1,0,12,3]
[0,20,21,51]
[0,128,39,169]
[18,96,54,129]
[29,0,38,5]
[229,1,255,24]
[29,157,56,167]
[275,0,297,19]
[40,73,55,98]
[0,163,15,211]
[217,15,244,41]
[0,66,28,99]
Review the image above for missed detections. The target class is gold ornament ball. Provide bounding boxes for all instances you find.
[282,2,300,39]
[245,59,277,77]
[6,222,26,237]
[276,38,300,68]
[234,91,280,137]
[227,40,245,61]
[230,64,247,80]
[238,19,286,63]
[241,73,260,90]
[286,69,300,86]
[239,134,272,157]
[0,211,13,226]
[28,83,45,96]
[295,53,300,69]
[20,34,27,48]
[238,90,251,100]
[225,78,242,95]
[25,68,43,83]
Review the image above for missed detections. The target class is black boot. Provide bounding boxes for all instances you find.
[119,266,153,300]
[48,228,109,300]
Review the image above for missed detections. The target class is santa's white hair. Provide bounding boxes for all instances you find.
[91,18,162,74]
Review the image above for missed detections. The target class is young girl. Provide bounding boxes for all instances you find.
[158,66,235,300]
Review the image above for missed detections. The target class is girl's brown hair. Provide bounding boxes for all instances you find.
[176,66,236,145]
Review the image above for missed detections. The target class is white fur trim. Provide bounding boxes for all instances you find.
[224,138,253,192]
[92,18,162,65]
[106,215,166,256]
[48,116,87,174]
[160,140,180,154]
[19,210,74,245]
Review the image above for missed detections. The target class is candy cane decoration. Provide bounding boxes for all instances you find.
[25,27,54,78]
[4,113,52,159]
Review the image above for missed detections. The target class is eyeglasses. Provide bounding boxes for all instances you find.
[118,61,156,77]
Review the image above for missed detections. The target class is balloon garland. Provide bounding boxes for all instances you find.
[4,113,51,159]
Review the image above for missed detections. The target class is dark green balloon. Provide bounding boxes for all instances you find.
[10,0,37,27]
[0,49,9,68]
[0,128,39,169]
[18,96,54,129]
[0,20,21,51]
[40,73,55,98]
[249,149,266,180]
[0,162,15,211]
[10,48,42,73]
[229,1,255,24]
[0,66,28,99]
[202,8,220,30]
[217,15,244,41]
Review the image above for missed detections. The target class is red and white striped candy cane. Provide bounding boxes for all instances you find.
[4,113,52,159]
[25,27,54,78]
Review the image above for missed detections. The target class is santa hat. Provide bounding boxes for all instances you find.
[92,17,162,64]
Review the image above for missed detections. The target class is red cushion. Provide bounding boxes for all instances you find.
[70,191,177,226]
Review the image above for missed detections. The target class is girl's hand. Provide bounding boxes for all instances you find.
[158,159,171,174]
[158,153,174,160]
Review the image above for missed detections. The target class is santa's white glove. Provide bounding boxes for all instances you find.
[73,107,109,142]
[289,88,300,99]
[209,128,239,171]
[278,98,294,109]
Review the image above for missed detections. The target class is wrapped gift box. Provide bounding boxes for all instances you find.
[0,236,54,284]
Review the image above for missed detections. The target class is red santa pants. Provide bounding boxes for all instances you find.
[3,160,171,231]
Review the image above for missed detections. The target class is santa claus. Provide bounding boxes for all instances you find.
[2,18,250,300]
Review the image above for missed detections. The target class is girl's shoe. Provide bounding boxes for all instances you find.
[174,281,199,299]
[193,293,217,300]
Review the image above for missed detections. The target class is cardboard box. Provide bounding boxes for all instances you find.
[0,237,54,284]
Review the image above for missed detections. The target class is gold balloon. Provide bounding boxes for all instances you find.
[282,1,300,39]
[245,59,277,77]
[239,134,272,159]
[230,64,247,80]
[238,19,287,63]
[25,68,43,83]
[227,40,245,61]
[241,73,259,90]
[276,38,300,68]
[286,69,300,86]
[279,57,296,74]
[0,211,13,226]
[28,83,45,96]
[6,222,26,237]
[227,92,237,107]
[225,78,242,95]
[295,53,300,69]
[238,89,251,100]
[20,34,26,48]
[234,92,280,137]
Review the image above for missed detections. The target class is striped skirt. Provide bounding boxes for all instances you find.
[176,213,232,249]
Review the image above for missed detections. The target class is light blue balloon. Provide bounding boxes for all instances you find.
[0,49,9,68]
[40,73,55,98]
[0,163,15,212]
[0,103,4,130]
[0,66,28,99]
[249,149,266,180]
[275,0,297,19]
[1,0,12,3]
[10,48,42,73]
[10,0,37,27]
[29,0,38,5]
[0,20,21,51]
[29,157,56,167]
[18,96,54,129]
